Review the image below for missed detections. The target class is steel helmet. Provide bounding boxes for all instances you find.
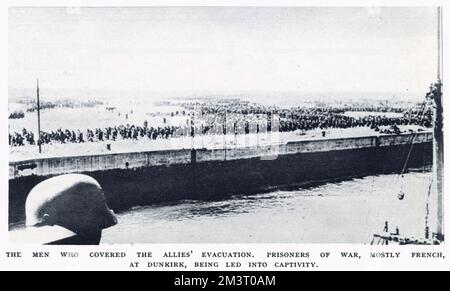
[25,174,117,243]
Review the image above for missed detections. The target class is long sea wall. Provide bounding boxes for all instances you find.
[9,132,433,223]
[9,133,432,179]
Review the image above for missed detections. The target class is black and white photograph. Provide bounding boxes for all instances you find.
[7,5,444,247]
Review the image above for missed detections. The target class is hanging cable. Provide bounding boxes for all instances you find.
[395,100,431,199]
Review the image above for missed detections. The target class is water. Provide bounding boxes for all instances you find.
[102,171,436,244]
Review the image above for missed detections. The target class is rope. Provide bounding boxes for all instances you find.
[400,133,417,177]
[397,101,430,187]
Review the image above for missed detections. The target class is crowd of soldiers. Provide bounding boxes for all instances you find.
[184,100,407,116]
[9,128,35,147]
[191,101,432,134]
[26,100,104,112]
[277,107,432,133]
[9,124,180,147]
[9,101,433,147]
[338,104,405,113]
[9,111,25,119]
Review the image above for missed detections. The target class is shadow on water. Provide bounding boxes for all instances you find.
[120,193,286,221]
[115,176,367,222]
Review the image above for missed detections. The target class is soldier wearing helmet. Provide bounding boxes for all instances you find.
[12,174,117,245]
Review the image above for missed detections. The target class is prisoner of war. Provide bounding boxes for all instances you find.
[24,174,118,245]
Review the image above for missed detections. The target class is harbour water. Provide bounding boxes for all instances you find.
[102,170,436,244]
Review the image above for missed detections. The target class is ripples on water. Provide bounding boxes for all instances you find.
[102,171,436,244]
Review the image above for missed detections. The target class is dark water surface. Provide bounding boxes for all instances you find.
[102,171,435,244]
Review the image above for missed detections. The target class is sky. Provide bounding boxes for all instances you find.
[8,7,440,99]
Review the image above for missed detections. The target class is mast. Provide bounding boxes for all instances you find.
[37,79,42,154]
[437,7,442,81]
[372,7,444,245]
[434,6,443,240]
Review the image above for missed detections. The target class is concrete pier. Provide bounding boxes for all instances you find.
[9,132,433,223]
